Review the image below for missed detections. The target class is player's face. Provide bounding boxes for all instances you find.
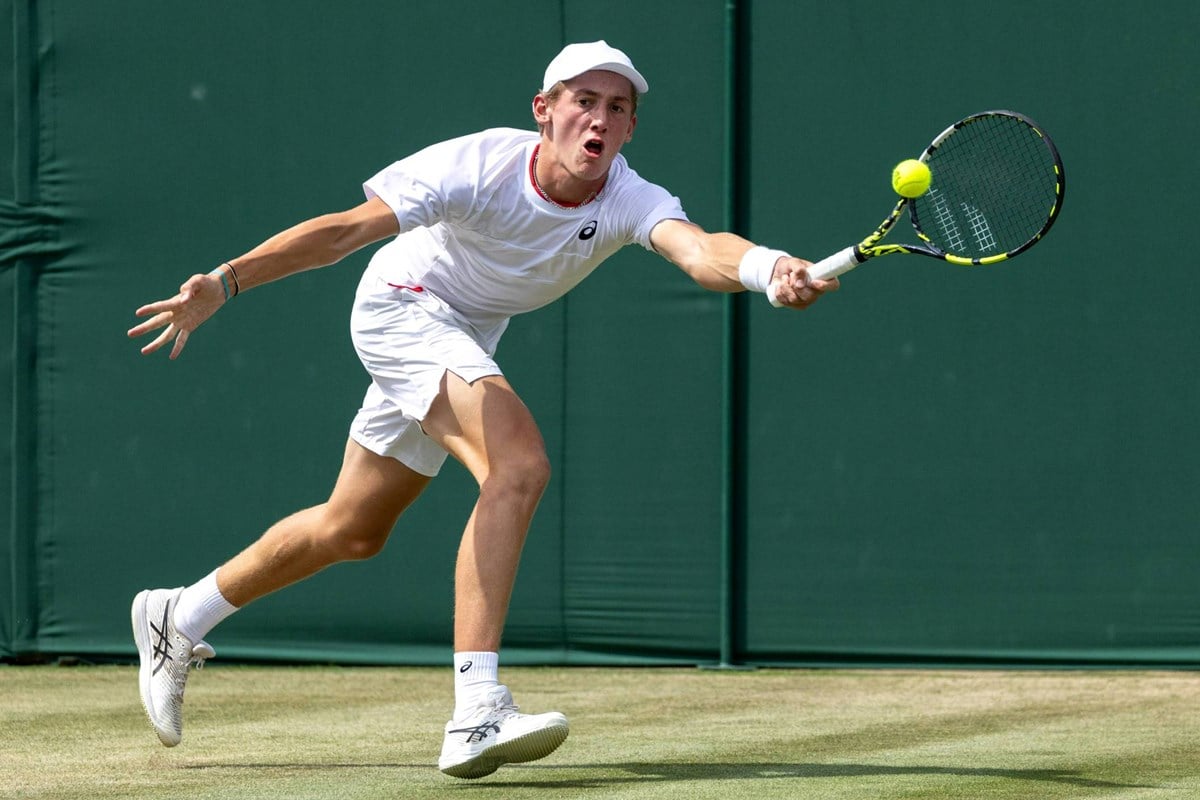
[537,70,638,182]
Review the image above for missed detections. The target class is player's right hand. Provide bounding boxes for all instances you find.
[127,272,226,360]
[770,256,839,309]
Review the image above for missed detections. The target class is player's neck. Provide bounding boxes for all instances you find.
[531,144,606,208]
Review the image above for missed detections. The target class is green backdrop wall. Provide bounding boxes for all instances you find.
[4,1,1197,666]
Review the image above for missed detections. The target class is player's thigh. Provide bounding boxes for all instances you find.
[325,438,432,535]
[421,372,549,485]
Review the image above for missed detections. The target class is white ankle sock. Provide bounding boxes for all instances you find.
[173,569,239,643]
[453,651,499,719]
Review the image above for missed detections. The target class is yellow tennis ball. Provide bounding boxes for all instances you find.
[892,159,932,198]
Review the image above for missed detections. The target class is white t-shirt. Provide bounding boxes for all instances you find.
[362,127,688,337]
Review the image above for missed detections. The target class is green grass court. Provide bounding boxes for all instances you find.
[2,665,1196,799]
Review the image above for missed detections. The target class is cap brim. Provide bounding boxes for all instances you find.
[588,62,648,94]
[543,63,648,94]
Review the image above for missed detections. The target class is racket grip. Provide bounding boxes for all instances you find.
[807,246,864,281]
[767,246,863,307]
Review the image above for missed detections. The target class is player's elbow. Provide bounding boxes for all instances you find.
[682,235,741,292]
[318,204,398,265]
[654,223,742,293]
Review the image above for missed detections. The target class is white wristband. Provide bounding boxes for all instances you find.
[738,246,789,294]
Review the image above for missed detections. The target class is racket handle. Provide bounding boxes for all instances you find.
[767,246,863,307]
[807,245,864,281]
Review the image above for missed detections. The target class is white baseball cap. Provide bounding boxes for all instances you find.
[542,40,649,94]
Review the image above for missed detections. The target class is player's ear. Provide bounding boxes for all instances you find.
[625,114,637,143]
[532,94,551,126]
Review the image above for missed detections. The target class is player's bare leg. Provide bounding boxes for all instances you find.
[422,374,548,652]
[216,438,431,606]
[422,372,568,778]
[133,439,430,746]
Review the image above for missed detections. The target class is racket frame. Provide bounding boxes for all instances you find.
[802,109,1066,283]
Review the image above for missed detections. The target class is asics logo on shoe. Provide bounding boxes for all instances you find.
[448,723,501,744]
[150,603,174,676]
[459,661,472,673]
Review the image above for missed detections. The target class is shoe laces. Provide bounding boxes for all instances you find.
[479,685,520,719]
[190,641,216,671]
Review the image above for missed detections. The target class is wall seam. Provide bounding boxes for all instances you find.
[717,0,751,668]
[10,0,42,659]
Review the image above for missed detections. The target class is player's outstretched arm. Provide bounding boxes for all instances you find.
[647,219,837,309]
[128,197,399,359]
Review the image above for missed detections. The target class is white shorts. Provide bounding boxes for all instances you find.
[348,270,503,477]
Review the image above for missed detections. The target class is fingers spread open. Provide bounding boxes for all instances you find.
[128,310,173,338]
[169,329,190,360]
[142,324,175,355]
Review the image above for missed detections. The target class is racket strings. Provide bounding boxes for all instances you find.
[913,115,1060,259]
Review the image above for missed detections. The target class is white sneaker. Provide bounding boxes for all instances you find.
[131,588,215,747]
[438,685,569,779]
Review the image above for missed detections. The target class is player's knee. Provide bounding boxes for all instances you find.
[333,531,389,561]
[318,513,392,562]
[486,447,551,501]
[519,446,552,494]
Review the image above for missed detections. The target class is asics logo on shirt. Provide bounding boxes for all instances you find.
[579,220,598,240]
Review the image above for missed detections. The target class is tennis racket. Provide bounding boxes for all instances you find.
[769,109,1065,304]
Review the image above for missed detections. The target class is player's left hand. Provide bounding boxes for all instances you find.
[127,272,227,359]
[771,256,839,309]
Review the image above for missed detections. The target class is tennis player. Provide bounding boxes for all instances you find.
[128,40,836,779]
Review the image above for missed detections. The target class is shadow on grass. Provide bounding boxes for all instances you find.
[466,763,1154,791]
[185,761,1153,791]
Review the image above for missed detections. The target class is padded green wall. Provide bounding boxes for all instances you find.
[4,1,1197,666]
[740,2,1200,665]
